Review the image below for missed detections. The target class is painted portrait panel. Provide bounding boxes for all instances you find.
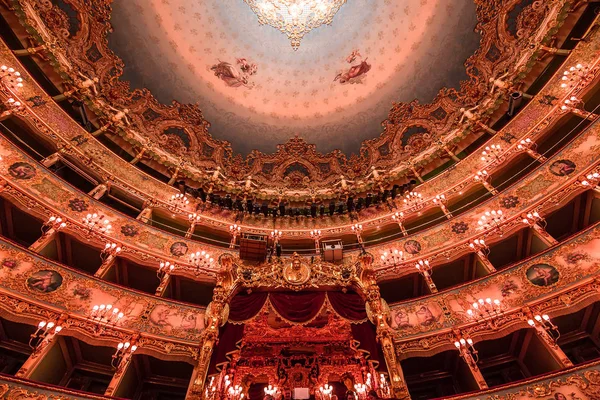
[549,159,576,176]
[27,270,63,293]
[526,264,559,287]
[404,240,422,255]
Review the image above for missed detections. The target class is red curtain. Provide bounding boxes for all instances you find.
[212,290,382,373]
[208,322,245,374]
[327,291,367,321]
[229,291,268,322]
[268,291,327,323]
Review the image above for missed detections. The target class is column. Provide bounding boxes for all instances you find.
[186,331,218,400]
[360,255,410,399]
[40,152,61,168]
[88,183,109,200]
[136,204,153,224]
[168,166,181,185]
[91,123,110,137]
[94,255,118,279]
[130,147,147,166]
[481,180,498,195]
[15,315,67,379]
[186,220,198,239]
[457,347,488,390]
[410,166,424,183]
[539,45,571,56]
[155,272,172,297]
[530,325,574,368]
[186,274,231,398]
[28,229,57,253]
[443,145,461,162]
[474,251,496,274]
[104,349,135,397]
[531,223,558,247]
[12,45,46,57]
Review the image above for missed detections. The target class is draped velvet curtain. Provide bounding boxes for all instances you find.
[211,291,382,370]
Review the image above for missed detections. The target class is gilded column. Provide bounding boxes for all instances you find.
[186,271,231,399]
[360,254,410,399]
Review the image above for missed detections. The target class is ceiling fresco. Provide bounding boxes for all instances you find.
[107,0,480,155]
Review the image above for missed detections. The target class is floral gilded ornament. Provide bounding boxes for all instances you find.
[243,0,347,49]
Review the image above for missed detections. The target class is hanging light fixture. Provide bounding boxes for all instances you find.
[243,0,347,50]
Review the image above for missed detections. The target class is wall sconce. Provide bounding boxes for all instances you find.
[560,96,583,111]
[157,261,176,279]
[478,210,503,235]
[318,384,333,400]
[528,314,560,342]
[190,250,214,270]
[433,194,452,218]
[580,172,600,188]
[229,224,241,249]
[270,229,283,241]
[454,336,479,367]
[522,210,546,228]
[517,138,535,151]
[310,229,322,254]
[467,298,502,320]
[1,98,24,119]
[90,304,124,334]
[391,211,407,236]
[378,373,391,398]
[188,213,201,223]
[29,320,62,349]
[415,259,432,277]
[0,65,24,90]
[381,249,404,267]
[41,215,67,234]
[264,385,279,396]
[112,341,137,368]
[468,238,489,256]
[480,144,502,164]
[403,191,423,208]
[171,193,189,204]
[354,383,367,399]
[473,170,491,183]
[560,64,589,89]
[82,213,112,233]
[101,242,122,261]
[227,384,244,400]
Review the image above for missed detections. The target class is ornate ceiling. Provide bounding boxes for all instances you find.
[107,0,480,155]
[13,0,563,197]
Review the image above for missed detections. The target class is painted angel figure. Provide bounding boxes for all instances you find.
[335,58,371,84]
[105,103,132,126]
[236,58,258,76]
[346,49,362,64]
[211,58,257,88]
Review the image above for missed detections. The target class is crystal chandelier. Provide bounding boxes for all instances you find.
[243,0,347,50]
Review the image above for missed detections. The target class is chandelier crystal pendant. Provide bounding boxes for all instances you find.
[243,0,347,50]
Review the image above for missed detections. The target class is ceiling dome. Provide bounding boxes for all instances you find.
[108,0,480,155]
